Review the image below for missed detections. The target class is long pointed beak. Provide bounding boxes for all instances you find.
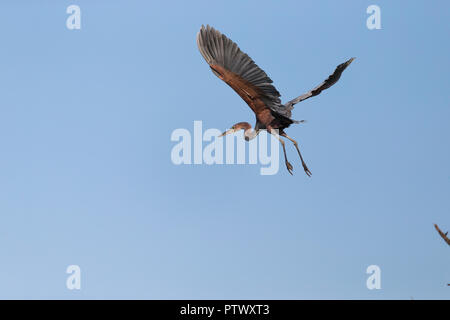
[219,129,234,137]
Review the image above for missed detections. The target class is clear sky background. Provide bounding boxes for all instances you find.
[0,1,449,299]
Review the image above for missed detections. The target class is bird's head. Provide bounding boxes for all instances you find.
[219,122,252,138]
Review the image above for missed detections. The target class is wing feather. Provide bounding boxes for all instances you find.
[284,58,355,110]
[197,25,283,113]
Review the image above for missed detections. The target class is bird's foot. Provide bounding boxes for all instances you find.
[286,161,294,175]
[302,163,312,177]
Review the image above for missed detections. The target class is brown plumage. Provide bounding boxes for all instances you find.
[197,25,354,175]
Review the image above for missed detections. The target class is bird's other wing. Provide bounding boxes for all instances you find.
[197,25,285,114]
[284,57,355,110]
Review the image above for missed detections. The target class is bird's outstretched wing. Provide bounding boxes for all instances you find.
[197,25,287,116]
[284,58,355,110]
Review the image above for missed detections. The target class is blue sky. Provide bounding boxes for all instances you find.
[0,0,449,299]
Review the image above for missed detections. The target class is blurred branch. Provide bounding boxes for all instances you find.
[434,224,450,246]
[435,224,450,287]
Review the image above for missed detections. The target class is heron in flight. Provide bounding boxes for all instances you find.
[197,25,354,175]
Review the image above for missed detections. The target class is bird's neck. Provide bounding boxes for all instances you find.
[244,128,258,141]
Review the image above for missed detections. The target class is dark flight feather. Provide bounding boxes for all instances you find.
[284,58,355,112]
[197,25,284,114]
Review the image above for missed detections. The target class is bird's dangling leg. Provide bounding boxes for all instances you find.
[281,133,311,177]
[269,128,293,175]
